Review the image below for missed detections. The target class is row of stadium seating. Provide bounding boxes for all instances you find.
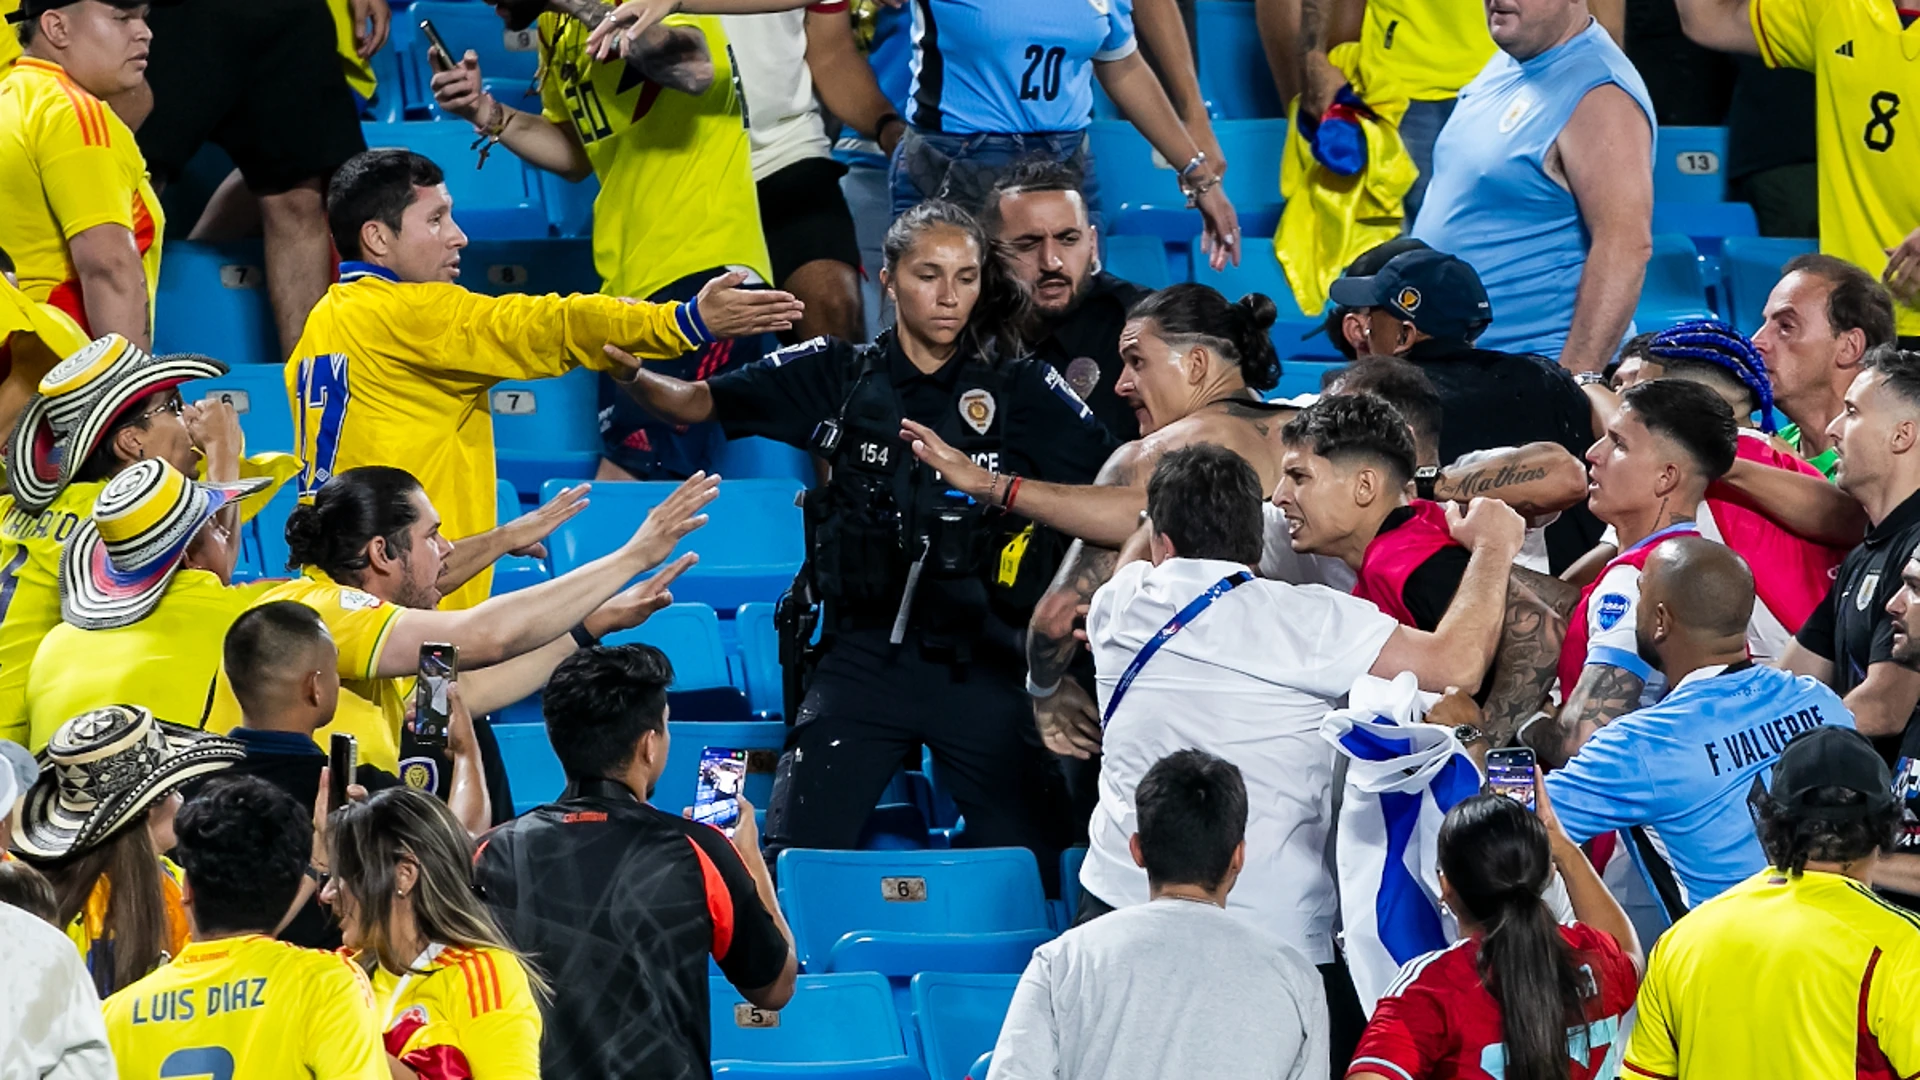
[711,969,1005,1080]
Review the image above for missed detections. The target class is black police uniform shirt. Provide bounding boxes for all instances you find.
[1025,272,1150,442]
[1794,485,1920,878]
[707,333,1118,498]
[1403,336,1606,572]
[474,780,790,1080]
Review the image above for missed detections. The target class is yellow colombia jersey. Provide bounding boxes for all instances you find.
[0,0,19,71]
[327,0,378,101]
[373,944,543,1080]
[1356,0,1495,102]
[206,567,408,772]
[26,571,278,749]
[1624,869,1920,1079]
[0,482,101,746]
[104,935,387,1080]
[1752,0,1920,337]
[538,12,771,299]
[286,267,697,609]
[0,58,164,336]
[0,454,292,745]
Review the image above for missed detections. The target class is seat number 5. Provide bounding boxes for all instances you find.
[1865,91,1899,153]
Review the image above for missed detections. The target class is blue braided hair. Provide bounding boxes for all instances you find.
[1645,318,1776,433]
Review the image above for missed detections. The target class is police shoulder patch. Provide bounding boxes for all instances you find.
[1595,593,1631,630]
[763,336,831,368]
[1041,365,1096,422]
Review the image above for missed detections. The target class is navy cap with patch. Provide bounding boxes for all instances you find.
[1327,248,1493,343]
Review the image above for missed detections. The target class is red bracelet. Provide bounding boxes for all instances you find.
[1005,475,1023,510]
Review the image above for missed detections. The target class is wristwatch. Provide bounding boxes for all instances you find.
[1452,723,1485,746]
[1574,371,1607,387]
[1413,465,1440,501]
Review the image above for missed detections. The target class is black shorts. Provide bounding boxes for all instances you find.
[757,156,862,286]
[137,0,367,193]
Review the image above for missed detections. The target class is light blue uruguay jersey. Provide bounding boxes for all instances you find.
[907,0,1137,135]
[1546,663,1853,909]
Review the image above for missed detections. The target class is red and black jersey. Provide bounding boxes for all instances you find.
[473,779,790,1080]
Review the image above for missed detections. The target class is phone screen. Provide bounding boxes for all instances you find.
[1485,747,1537,811]
[694,747,748,837]
[329,733,357,811]
[411,643,457,751]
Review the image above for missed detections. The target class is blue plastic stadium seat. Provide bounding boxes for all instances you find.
[1636,234,1715,333]
[190,364,295,455]
[490,479,549,595]
[1104,235,1171,291]
[1058,847,1086,928]
[362,45,409,124]
[1652,126,1730,204]
[361,121,547,239]
[543,477,805,611]
[231,482,299,584]
[492,722,564,816]
[1088,122,1283,245]
[734,602,783,717]
[1720,235,1817,334]
[776,848,1051,971]
[710,973,913,1067]
[713,1064,930,1080]
[650,719,785,818]
[602,603,731,690]
[153,241,280,367]
[492,367,603,499]
[541,171,600,239]
[911,973,1020,1080]
[1653,201,1758,256]
[1195,1,1286,119]
[829,930,1051,982]
[460,237,601,296]
[715,437,815,485]
[1191,237,1342,360]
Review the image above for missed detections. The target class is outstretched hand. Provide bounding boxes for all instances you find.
[901,419,993,499]
[693,271,806,339]
[505,483,591,559]
[626,471,719,568]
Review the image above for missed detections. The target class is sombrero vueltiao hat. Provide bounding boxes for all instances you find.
[13,704,243,861]
[8,334,227,516]
[60,458,270,630]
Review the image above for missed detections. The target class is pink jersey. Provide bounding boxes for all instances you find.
[1351,500,1460,628]
[1704,433,1845,635]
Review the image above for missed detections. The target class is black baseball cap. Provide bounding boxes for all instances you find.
[9,0,147,22]
[1311,237,1431,344]
[1769,726,1897,820]
[1328,248,1493,343]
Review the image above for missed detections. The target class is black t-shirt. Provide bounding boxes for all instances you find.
[1794,487,1920,772]
[1406,338,1605,573]
[706,334,1118,483]
[1725,56,1816,181]
[176,728,403,949]
[474,780,791,1080]
[1026,272,1150,443]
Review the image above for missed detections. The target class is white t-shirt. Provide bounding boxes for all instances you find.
[988,901,1329,1080]
[0,903,115,1078]
[721,5,842,181]
[1084,557,1398,963]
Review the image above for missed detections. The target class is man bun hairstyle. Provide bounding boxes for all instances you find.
[1128,284,1282,392]
[326,149,446,261]
[1280,391,1419,485]
[283,466,425,581]
[1618,378,1738,480]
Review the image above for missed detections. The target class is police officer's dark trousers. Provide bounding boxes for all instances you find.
[764,625,1068,895]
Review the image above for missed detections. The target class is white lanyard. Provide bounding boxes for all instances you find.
[384,941,447,1030]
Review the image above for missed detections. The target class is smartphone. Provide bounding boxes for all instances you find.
[1485,747,1537,811]
[419,18,455,71]
[694,747,749,836]
[411,643,457,752]
[328,732,357,811]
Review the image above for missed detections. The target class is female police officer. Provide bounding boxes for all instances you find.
[611,200,1115,889]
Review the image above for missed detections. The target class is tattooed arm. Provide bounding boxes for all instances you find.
[905,424,1152,548]
[1511,566,1582,618]
[1531,663,1644,768]
[1027,539,1120,759]
[550,0,715,95]
[1431,443,1590,520]
[1479,577,1568,743]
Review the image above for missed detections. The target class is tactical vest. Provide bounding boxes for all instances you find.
[802,341,1056,643]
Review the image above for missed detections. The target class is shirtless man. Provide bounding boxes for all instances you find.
[906,285,1586,754]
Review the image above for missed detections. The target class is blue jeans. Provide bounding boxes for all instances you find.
[1398,96,1458,229]
[888,128,1105,233]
